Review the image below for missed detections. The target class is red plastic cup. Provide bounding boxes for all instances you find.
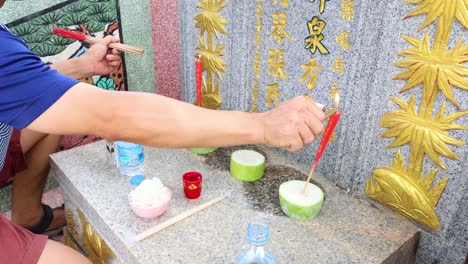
[182,171,202,199]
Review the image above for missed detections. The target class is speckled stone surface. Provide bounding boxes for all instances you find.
[51,141,418,264]
[177,1,468,263]
[149,0,182,99]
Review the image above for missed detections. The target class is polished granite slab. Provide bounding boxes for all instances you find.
[51,140,419,264]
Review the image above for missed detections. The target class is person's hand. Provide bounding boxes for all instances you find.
[259,96,326,152]
[82,35,121,76]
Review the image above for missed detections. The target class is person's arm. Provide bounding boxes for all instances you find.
[50,36,121,79]
[26,83,325,151]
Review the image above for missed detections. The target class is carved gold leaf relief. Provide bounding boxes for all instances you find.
[195,0,228,109]
[393,33,468,108]
[381,96,467,171]
[365,150,448,229]
[365,0,467,230]
[404,0,468,44]
[77,209,115,264]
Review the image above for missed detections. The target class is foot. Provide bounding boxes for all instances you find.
[14,205,66,233]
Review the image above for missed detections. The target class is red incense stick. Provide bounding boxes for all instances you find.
[52,27,144,55]
[304,94,342,193]
[195,55,203,107]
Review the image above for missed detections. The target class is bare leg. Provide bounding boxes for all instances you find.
[38,240,91,264]
[11,129,66,231]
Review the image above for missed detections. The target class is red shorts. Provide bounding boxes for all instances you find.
[0,129,27,188]
[0,213,48,264]
[0,129,47,263]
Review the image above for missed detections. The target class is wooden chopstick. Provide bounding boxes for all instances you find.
[86,36,144,55]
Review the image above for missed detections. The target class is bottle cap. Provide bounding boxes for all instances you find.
[130,175,145,186]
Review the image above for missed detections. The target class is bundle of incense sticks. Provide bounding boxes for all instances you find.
[52,27,144,55]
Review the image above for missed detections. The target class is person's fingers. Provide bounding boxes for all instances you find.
[97,35,115,47]
[285,136,303,152]
[106,54,120,62]
[299,120,316,146]
[304,96,326,122]
[304,113,324,139]
[110,61,121,68]
[110,48,120,55]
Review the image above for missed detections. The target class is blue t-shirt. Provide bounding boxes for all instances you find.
[0,23,79,169]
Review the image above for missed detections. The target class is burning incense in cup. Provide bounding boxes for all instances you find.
[303,94,342,193]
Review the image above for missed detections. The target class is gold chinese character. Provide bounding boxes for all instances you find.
[299,58,323,90]
[256,19,263,32]
[270,12,291,45]
[251,81,260,112]
[255,32,262,46]
[336,30,351,51]
[329,83,341,99]
[268,49,288,79]
[305,16,329,55]
[266,83,280,107]
[333,56,345,76]
[340,0,354,21]
[329,132,337,144]
[254,50,261,78]
[256,4,264,18]
[273,0,288,7]
[252,80,260,100]
[309,0,330,14]
[251,101,258,112]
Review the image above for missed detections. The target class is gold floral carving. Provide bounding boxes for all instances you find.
[77,209,115,264]
[364,0,468,229]
[195,0,229,109]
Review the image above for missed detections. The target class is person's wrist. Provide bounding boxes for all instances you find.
[78,55,95,78]
[249,112,267,145]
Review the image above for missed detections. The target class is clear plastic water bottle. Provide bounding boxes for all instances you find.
[236,220,276,264]
[105,141,119,167]
[116,141,144,176]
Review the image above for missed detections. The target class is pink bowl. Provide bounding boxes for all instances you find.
[128,188,172,219]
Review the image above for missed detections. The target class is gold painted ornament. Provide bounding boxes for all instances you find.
[77,209,115,264]
[365,0,467,230]
[405,0,468,45]
[194,0,229,110]
[365,150,448,229]
[393,33,468,108]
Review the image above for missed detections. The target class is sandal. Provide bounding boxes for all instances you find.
[26,203,65,236]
